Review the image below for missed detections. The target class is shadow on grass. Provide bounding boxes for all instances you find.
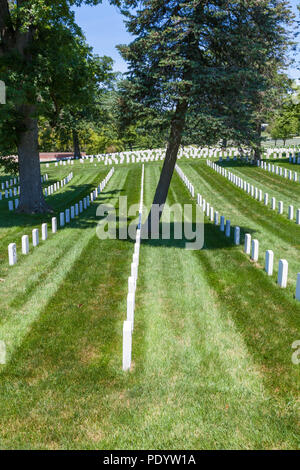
[0,186,125,230]
[116,221,257,251]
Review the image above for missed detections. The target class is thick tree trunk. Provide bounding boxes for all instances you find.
[17,106,50,213]
[73,129,81,158]
[144,99,189,235]
[254,121,262,161]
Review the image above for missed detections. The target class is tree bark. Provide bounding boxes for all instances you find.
[254,121,262,161]
[144,98,189,234]
[73,129,81,158]
[17,105,51,213]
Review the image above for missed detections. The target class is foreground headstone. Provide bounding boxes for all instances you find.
[32,229,39,247]
[122,321,132,371]
[22,235,29,255]
[65,209,70,223]
[8,243,17,265]
[278,201,283,215]
[251,239,259,261]
[296,209,300,225]
[278,259,288,288]
[265,250,274,276]
[128,276,135,293]
[131,262,138,281]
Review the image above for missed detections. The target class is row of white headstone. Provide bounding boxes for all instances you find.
[46,159,74,168]
[265,147,300,160]
[7,173,72,211]
[177,162,300,300]
[175,164,195,198]
[175,164,238,243]
[1,176,19,190]
[243,233,300,298]
[8,168,115,266]
[3,173,47,201]
[1,186,20,203]
[208,161,300,225]
[44,172,73,197]
[258,160,300,183]
[123,164,145,371]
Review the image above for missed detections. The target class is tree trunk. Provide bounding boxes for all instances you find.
[221,138,227,148]
[73,129,81,158]
[144,98,189,234]
[17,106,51,214]
[254,121,262,161]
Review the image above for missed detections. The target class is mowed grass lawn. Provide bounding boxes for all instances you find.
[0,159,299,449]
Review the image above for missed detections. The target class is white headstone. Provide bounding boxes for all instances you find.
[271,197,276,210]
[251,239,259,261]
[128,276,135,293]
[127,292,135,331]
[296,209,300,225]
[225,220,230,237]
[278,201,283,214]
[122,321,132,371]
[8,243,17,265]
[131,262,138,281]
[32,228,39,247]
[22,235,29,255]
[42,223,47,241]
[278,259,288,288]
[52,217,57,233]
[234,226,240,245]
[265,250,274,276]
[60,212,65,227]
[214,211,219,225]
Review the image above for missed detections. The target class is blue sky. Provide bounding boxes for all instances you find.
[74,0,300,79]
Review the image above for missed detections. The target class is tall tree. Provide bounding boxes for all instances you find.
[117,0,292,227]
[0,0,103,213]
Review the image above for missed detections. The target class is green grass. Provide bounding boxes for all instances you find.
[0,159,299,449]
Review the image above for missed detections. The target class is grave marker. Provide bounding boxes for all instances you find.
[8,243,17,265]
[32,229,39,246]
[251,239,259,261]
[122,321,132,371]
[265,250,274,276]
[278,259,288,288]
